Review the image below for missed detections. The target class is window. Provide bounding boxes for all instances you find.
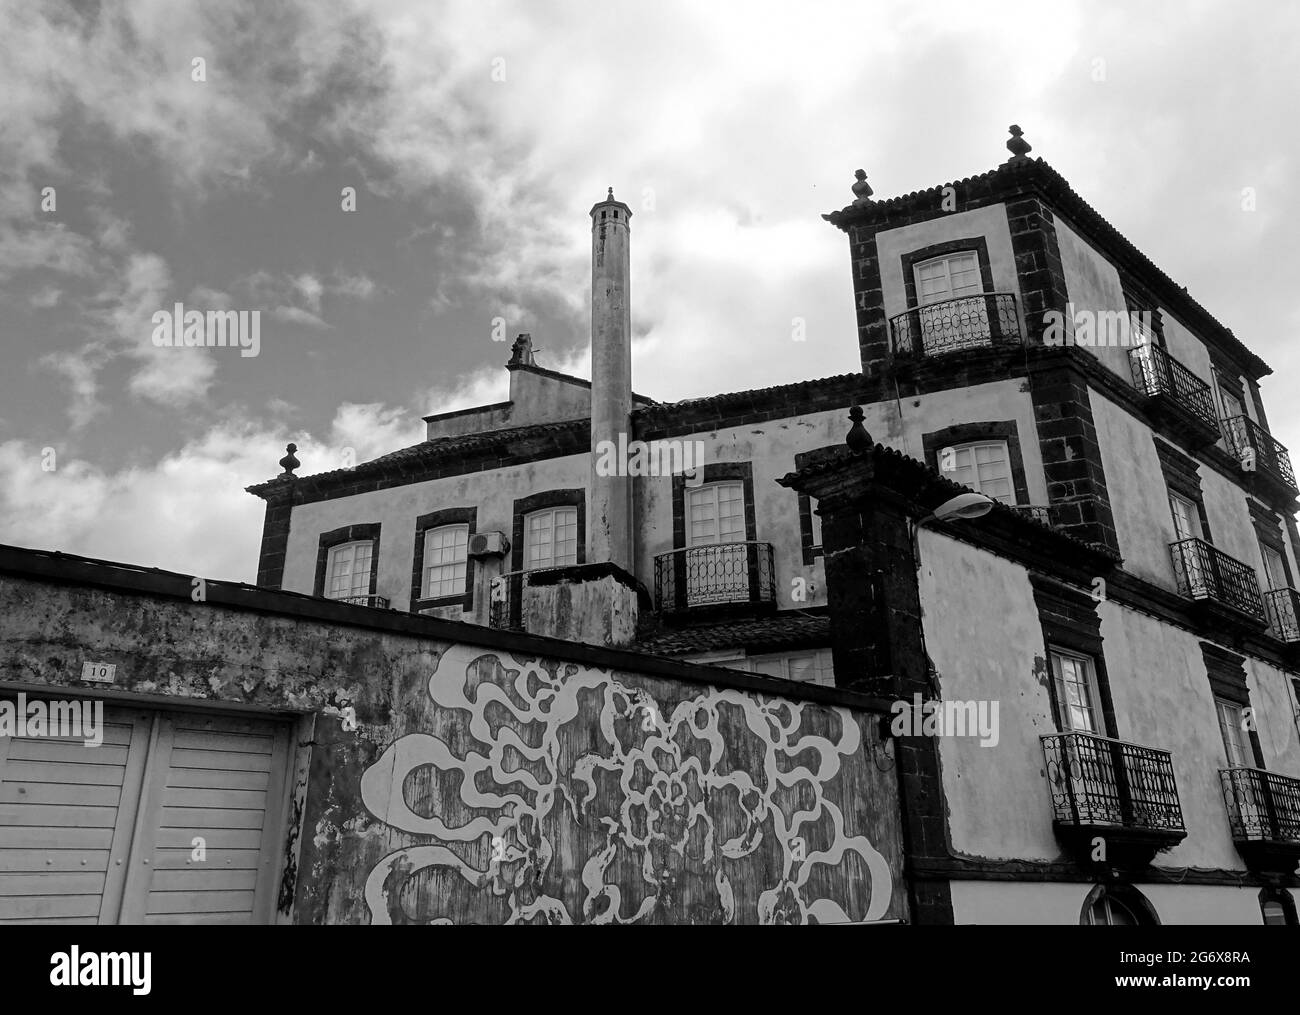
[687,482,745,547]
[525,507,578,570]
[1081,885,1159,926]
[326,541,374,600]
[913,252,982,305]
[748,651,822,684]
[1260,543,1287,592]
[1260,888,1298,926]
[1050,648,1102,733]
[942,441,1014,504]
[1214,370,1245,422]
[1168,492,1202,541]
[810,505,823,552]
[1215,697,1251,768]
[422,525,469,599]
[684,481,748,606]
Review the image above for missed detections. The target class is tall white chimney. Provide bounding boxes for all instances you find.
[588,188,633,572]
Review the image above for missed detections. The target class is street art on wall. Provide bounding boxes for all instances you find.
[360,644,899,924]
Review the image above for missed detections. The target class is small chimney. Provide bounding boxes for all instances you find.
[588,188,634,572]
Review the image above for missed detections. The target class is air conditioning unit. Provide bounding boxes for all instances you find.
[468,531,510,558]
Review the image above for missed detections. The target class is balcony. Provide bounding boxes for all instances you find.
[887,293,1021,359]
[335,594,390,609]
[487,568,550,632]
[1169,537,1266,625]
[1219,767,1300,872]
[1129,344,1220,445]
[1265,587,1300,643]
[654,541,776,615]
[1221,415,1298,498]
[1041,731,1187,866]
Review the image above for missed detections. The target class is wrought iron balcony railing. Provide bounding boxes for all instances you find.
[1041,731,1185,834]
[1129,344,1219,434]
[1169,537,1266,621]
[1265,587,1300,643]
[487,567,558,632]
[1219,767,1300,847]
[1221,415,1298,494]
[335,594,389,609]
[888,292,1021,358]
[654,541,776,613]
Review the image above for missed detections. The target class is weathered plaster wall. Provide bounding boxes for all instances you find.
[918,528,1300,877]
[916,532,1056,862]
[1091,390,1282,591]
[425,404,516,440]
[509,369,591,427]
[950,880,1264,924]
[0,569,906,925]
[1054,215,1135,378]
[875,204,1020,326]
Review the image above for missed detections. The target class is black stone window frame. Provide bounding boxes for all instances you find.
[409,507,477,614]
[1029,573,1119,739]
[900,237,997,312]
[1153,437,1213,544]
[899,237,1014,345]
[1259,887,1298,926]
[793,446,840,565]
[1201,642,1266,769]
[671,462,759,550]
[1248,500,1294,589]
[313,523,381,600]
[921,421,1030,506]
[510,490,586,572]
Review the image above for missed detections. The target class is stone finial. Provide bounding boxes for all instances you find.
[1006,124,1032,161]
[851,169,873,204]
[278,442,300,477]
[846,405,871,452]
[607,187,614,200]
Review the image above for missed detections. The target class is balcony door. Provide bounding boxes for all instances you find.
[1260,544,1287,593]
[685,481,747,606]
[913,252,985,354]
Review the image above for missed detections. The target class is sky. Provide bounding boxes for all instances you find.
[0,0,1297,584]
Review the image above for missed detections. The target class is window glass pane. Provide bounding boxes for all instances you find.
[945,441,1013,503]
[1261,545,1287,591]
[1216,699,1250,768]
[1052,651,1098,733]
[327,541,372,599]
[424,525,468,599]
[1169,494,1200,541]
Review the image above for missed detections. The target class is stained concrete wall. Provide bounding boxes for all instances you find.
[0,559,907,926]
[917,527,1300,884]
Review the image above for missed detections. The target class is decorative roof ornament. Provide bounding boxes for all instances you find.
[508,332,536,366]
[1006,124,1032,163]
[846,405,871,452]
[278,443,300,478]
[607,187,614,200]
[851,169,873,205]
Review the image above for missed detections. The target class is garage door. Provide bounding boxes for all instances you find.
[0,699,293,925]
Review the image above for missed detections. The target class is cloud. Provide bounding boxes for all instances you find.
[271,305,332,330]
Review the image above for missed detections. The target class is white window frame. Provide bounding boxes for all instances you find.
[1168,492,1202,542]
[1050,647,1103,734]
[686,481,746,548]
[524,506,579,570]
[326,540,374,601]
[1260,543,1288,593]
[422,524,469,600]
[1215,373,1245,422]
[940,440,1016,504]
[913,251,982,306]
[1215,697,1252,769]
